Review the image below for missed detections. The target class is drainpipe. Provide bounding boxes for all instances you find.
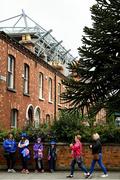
[54,73,57,121]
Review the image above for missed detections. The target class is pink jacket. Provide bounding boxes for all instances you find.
[70,140,83,158]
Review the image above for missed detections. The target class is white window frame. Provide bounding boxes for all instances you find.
[34,108,40,128]
[58,83,61,104]
[24,64,29,94]
[38,73,43,99]
[11,109,18,128]
[48,77,52,102]
[7,55,15,89]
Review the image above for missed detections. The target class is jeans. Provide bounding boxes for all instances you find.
[35,158,44,170]
[89,153,107,175]
[70,157,88,175]
[48,158,56,171]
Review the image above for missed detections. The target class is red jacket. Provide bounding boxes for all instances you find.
[70,140,83,158]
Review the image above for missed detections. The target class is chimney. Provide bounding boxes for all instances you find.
[51,61,64,74]
[19,34,35,52]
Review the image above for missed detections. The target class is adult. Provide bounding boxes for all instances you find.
[86,133,108,178]
[67,135,89,178]
[3,132,17,172]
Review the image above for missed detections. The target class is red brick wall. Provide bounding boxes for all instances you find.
[0,143,120,170]
[0,37,68,130]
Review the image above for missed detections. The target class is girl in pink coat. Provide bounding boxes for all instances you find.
[67,135,89,178]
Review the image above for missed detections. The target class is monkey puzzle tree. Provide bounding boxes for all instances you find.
[62,0,120,116]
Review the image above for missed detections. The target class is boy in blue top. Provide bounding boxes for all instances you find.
[3,132,17,173]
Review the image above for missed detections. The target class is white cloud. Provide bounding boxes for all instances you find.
[0,0,95,57]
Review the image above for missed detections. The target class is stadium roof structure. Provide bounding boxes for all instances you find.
[0,10,77,73]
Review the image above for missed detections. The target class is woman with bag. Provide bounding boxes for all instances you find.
[66,135,89,178]
[3,132,17,173]
[86,133,108,178]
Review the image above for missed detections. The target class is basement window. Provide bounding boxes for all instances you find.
[11,109,18,128]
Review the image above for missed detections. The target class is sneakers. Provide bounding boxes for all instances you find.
[21,169,26,173]
[66,175,73,178]
[8,169,16,173]
[8,169,12,173]
[25,170,29,174]
[11,169,16,173]
[85,173,92,179]
[101,174,108,178]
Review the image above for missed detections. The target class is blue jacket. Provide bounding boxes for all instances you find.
[3,139,17,153]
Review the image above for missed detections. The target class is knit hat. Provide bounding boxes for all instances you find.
[21,132,27,138]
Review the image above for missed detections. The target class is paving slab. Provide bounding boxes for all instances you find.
[0,171,119,180]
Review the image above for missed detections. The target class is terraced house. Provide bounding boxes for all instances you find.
[0,11,74,130]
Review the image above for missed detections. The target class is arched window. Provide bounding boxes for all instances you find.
[34,107,40,128]
[26,105,34,126]
[7,55,15,89]
[46,114,50,125]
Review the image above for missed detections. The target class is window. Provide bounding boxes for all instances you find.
[39,73,43,99]
[34,108,40,128]
[115,117,120,126]
[46,114,50,125]
[11,109,18,128]
[7,55,15,89]
[23,64,29,94]
[58,83,61,104]
[48,78,52,102]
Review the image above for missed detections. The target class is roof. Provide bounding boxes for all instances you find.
[0,31,67,79]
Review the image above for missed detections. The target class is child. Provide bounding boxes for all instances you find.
[48,141,57,172]
[33,137,44,172]
[18,133,30,174]
[3,132,17,173]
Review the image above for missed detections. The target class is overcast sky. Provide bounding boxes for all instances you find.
[0,0,96,57]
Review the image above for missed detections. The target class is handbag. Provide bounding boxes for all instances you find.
[76,156,83,164]
[93,154,99,160]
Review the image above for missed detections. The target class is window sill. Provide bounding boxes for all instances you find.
[58,103,62,107]
[48,101,53,104]
[7,87,16,93]
[39,97,45,101]
[23,93,30,97]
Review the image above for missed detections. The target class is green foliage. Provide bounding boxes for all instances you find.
[0,111,120,144]
[51,110,92,143]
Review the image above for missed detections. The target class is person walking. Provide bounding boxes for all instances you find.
[18,132,30,174]
[3,132,17,173]
[33,137,44,173]
[48,140,57,172]
[86,133,108,178]
[66,135,89,178]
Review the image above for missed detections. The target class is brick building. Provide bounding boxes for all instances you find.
[0,31,70,130]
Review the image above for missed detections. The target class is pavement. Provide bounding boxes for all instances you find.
[0,171,120,180]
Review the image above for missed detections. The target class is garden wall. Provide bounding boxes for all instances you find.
[0,143,120,171]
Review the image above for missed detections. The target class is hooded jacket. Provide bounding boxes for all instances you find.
[3,139,17,153]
